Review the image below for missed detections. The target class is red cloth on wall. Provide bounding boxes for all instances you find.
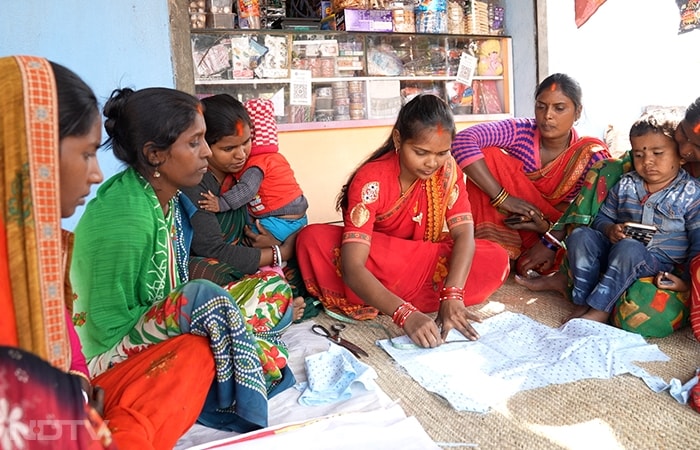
[575,0,607,28]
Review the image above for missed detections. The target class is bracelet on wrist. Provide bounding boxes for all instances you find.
[489,188,509,209]
[539,236,559,252]
[271,245,282,267]
[543,231,566,250]
[392,302,418,328]
[439,286,464,302]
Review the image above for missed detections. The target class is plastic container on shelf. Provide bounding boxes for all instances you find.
[414,0,447,34]
[237,0,261,28]
[391,2,416,33]
[208,0,234,13]
[447,0,465,34]
[190,0,207,29]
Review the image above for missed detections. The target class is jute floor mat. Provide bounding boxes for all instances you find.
[309,274,700,449]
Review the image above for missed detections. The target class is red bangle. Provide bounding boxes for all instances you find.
[439,286,464,302]
[392,302,418,328]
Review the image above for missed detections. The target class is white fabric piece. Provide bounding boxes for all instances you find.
[175,321,431,449]
[183,403,441,450]
[377,311,669,413]
[652,367,700,404]
[297,344,378,406]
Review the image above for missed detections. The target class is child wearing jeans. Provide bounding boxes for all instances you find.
[199,97,309,245]
[565,109,700,324]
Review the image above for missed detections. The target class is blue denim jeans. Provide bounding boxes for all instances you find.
[567,227,673,313]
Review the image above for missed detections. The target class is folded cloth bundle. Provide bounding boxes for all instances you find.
[298,344,377,406]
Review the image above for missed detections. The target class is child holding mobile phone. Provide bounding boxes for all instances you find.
[564,109,700,324]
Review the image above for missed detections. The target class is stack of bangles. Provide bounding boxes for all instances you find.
[270,244,282,267]
[439,286,464,303]
[392,302,418,328]
[490,187,509,208]
[540,231,566,252]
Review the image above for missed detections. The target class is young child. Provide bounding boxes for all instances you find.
[565,109,700,324]
[199,97,309,243]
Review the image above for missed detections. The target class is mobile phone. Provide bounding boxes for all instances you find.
[659,273,673,287]
[504,214,533,225]
[622,222,656,244]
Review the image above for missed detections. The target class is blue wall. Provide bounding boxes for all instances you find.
[0,1,175,229]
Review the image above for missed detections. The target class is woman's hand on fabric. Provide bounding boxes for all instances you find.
[436,300,480,342]
[198,190,221,213]
[244,220,282,248]
[403,311,442,348]
[516,241,555,276]
[655,271,688,292]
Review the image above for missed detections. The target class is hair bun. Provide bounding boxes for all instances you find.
[103,88,135,137]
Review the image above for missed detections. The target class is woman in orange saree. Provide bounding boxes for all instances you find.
[0,55,216,450]
[451,73,610,274]
[296,95,509,348]
[0,55,115,449]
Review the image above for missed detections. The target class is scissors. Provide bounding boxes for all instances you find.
[311,323,369,358]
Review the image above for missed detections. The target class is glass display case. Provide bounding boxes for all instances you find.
[190,29,513,130]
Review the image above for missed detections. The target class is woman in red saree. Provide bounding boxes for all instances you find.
[451,73,610,275]
[296,95,510,348]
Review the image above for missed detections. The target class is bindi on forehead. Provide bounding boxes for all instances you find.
[235,120,244,136]
[435,123,444,136]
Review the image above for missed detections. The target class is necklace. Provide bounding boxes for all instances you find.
[172,198,189,284]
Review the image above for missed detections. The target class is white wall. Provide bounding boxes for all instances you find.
[544,0,700,140]
[504,0,538,117]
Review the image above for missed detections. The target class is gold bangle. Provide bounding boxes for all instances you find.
[490,188,509,208]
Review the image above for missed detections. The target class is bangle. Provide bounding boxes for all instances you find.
[544,231,566,250]
[539,236,559,252]
[489,188,509,208]
[392,302,418,328]
[275,244,283,266]
[271,245,282,267]
[439,286,464,302]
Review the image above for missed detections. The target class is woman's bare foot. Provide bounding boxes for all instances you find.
[292,296,305,321]
[563,304,590,323]
[579,308,610,324]
[514,272,568,298]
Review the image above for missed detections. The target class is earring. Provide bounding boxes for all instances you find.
[153,168,161,178]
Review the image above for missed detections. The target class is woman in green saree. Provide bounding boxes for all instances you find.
[71,87,297,435]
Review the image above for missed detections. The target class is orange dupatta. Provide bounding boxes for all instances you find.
[0,55,70,371]
[468,136,610,259]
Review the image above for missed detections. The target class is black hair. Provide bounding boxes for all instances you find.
[685,97,700,128]
[629,109,680,142]
[103,87,202,172]
[336,94,455,211]
[49,61,99,140]
[200,94,252,146]
[535,73,583,111]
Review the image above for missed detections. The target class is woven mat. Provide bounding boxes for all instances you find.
[310,274,700,449]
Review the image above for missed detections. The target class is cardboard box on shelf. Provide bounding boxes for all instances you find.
[335,9,393,32]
